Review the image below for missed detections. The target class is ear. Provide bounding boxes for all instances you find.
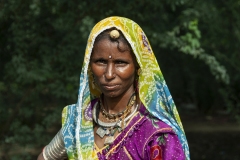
[137,68,141,76]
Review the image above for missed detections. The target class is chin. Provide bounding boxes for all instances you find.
[105,93,117,98]
[103,91,120,98]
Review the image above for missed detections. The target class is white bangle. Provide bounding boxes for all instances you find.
[42,129,67,160]
[42,147,48,160]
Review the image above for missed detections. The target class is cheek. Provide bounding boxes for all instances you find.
[92,72,102,81]
[118,67,136,81]
[91,63,102,75]
[90,64,101,80]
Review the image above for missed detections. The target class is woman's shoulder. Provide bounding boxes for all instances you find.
[122,103,176,147]
[114,104,181,159]
[138,110,186,160]
[138,103,174,134]
[62,99,98,126]
[61,104,77,127]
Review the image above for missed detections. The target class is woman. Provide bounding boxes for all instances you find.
[38,16,189,160]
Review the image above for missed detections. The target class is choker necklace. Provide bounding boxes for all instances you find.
[93,102,139,128]
[94,92,138,145]
[94,103,139,145]
[100,92,136,122]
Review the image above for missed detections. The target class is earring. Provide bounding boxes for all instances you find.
[92,80,95,89]
[137,68,141,76]
[134,76,139,92]
[91,71,96,89]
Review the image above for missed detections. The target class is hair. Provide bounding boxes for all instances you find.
[94,28,132,53]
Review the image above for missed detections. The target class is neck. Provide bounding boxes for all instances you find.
[103,88,135,114]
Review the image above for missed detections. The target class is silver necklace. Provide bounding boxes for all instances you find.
[93,101,138,128]
[93,101,138,142]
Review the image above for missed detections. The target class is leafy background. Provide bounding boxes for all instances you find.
[0,0,239,159]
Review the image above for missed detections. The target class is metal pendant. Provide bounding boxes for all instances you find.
[104,136,114,145]
[96,127,106,138]
[116,121,124,132]
[118,127,122,132]
[96,127,110,138]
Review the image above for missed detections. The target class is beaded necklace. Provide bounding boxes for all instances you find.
[95,93,137,145]
[99,93,136,122]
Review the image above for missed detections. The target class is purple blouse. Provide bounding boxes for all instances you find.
[94,104,185,160]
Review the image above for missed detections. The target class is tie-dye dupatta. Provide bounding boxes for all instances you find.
[61,16,190,160]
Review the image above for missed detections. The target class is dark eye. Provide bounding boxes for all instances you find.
[116,60,127,64]
[96,59,107,64]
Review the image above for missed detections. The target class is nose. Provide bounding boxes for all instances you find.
[105,63,115,80]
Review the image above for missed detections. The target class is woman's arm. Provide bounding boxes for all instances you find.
[37,129,67,160]
[145,132,185,160]
[37,152,45,160]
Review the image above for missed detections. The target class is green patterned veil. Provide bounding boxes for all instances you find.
[61,16,189,160]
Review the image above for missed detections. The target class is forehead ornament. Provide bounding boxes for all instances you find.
[110,30,120,39]
[109,55,112,59]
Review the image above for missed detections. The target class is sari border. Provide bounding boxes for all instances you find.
[105,115,144,157]
[123,146,133,160]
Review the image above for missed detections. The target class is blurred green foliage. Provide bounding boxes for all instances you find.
[0,0,239,159]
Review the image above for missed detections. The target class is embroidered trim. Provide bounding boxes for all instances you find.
[94,143,105,154]
[105,114,145,157]
[123,146,133,160]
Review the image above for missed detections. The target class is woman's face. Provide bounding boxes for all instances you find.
[90,38,136,98]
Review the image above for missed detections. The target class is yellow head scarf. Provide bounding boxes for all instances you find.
[62,16,189,160]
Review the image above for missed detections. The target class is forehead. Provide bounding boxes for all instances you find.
[92,39,133,59]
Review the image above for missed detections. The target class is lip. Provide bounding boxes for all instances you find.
[103,84,119,90]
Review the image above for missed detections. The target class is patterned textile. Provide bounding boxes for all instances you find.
[61,16,189,160]
[94,102,185,160]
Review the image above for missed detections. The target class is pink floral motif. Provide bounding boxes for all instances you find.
[142,32,151,52]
